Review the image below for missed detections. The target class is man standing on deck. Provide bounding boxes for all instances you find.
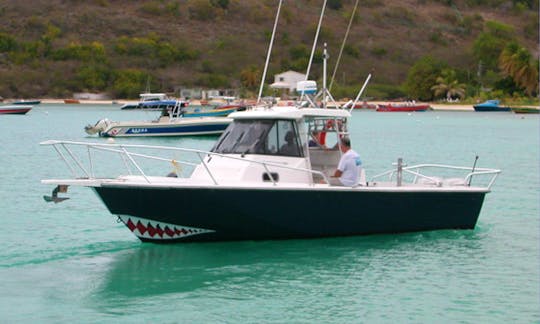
[332,137,362,186]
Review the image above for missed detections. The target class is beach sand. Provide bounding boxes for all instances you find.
[12,98,539,111]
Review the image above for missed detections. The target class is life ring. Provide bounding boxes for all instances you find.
[316,131,326,146]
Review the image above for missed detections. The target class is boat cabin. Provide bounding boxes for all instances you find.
[191,106,351,185]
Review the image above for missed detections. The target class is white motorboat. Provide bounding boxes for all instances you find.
[42,1,500,243]
[42,103,500,242]
[85,102,232,137]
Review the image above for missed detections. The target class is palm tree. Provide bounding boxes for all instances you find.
[431,69,466,101]
[240,66,260,90]
[499,42,520,76]
[499,42,539,96]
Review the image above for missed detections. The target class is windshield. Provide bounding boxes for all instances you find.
[212,119,303,157]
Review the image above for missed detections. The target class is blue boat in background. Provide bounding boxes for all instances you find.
[13,100,41,105]
[473,99,511,112]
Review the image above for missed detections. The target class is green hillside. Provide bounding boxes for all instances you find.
[0,0,537,100]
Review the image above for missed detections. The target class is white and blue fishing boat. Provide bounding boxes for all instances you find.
[43,99,501,242]
[85,102,231,137]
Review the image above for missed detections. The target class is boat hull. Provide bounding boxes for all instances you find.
[376,104,430,112]
[511,107,539,114]
[473,106,511,112]
[13,100,41,105]
[0,105,32,115]
[101,119,231,137]
[93,185,486,243]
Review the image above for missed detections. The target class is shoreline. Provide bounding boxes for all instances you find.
[5,98,539,111]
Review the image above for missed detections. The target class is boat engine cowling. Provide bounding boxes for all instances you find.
[84,118,111,135]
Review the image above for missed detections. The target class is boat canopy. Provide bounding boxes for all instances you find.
[139,93,168,101]
[228,106,351,120]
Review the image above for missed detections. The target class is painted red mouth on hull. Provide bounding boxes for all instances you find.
[121,216,214,240]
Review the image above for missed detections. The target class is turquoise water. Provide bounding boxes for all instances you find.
[0,104,538,322]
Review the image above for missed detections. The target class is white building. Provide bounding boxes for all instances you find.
[270,70,306,93]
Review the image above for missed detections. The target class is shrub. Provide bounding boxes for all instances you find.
[188,0,216,21]
[211,0,229,9]
[111,69,148,98]
[52,41,106,62]
[197,73,229,88]
[327,0,343,10]
[344,44,360,58]
[371,47,387,57]
[76,64,111,91]
[403,55,448,101]
[0,33,17,52]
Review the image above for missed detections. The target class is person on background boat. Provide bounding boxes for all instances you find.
[332,137,362,186]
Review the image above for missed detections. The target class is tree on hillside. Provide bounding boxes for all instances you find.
[499,42,539,96]
[430,69,466,100]
[240,65,260,90]
[403,56,447,101]
[472,21,514,71]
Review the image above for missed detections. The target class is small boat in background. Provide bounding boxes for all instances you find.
[376,102,431,112]
[13,100,41,105]
[473,100,511,112]
[510,107,539,114]
[353,101,377,109]
[64,99,80,104]
[0,105,32,115]
[120,93,182,110]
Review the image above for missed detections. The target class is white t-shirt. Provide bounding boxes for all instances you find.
[337,149,362,186]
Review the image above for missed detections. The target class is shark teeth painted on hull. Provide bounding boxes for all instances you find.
[118,215,215,240]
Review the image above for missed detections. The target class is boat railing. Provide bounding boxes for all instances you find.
[40,140,331,186]
[370,162,501,189]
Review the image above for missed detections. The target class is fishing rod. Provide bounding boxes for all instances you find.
[468,155,479,186]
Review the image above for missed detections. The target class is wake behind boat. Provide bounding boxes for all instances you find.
[85,102,231,137]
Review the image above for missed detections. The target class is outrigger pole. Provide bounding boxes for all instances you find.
[329,0,360,92]
[348,72,372,113]
[305,0,328,81]
[257,0,283,104]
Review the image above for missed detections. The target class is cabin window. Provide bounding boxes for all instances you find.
[212,119,303,157]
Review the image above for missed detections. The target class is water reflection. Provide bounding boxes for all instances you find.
[92,230,484,304]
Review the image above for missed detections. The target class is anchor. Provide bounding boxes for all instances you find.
[43,185,70,203]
